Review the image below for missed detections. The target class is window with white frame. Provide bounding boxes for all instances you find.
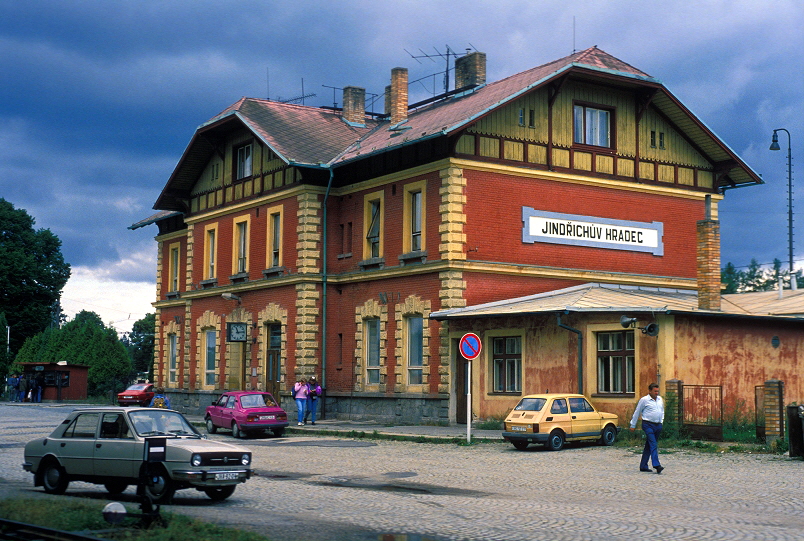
[597,330,635,394]
[493,336,521,393]
[366,199,381,258]
[204,226,217,280]
[407,315,423,385]
[169,245,180,292]
[233,218,249,274]
[269,211,281,267]
[204,330,217,386]
[573,104,611,147]
[168,334,178,384]
[235,143,252,180]
[365,318,380,384]
[410,191,422,252]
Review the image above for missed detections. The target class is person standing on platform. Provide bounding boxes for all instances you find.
[293,377,308,426]
[630,382,665,474]
[304,376,322,425]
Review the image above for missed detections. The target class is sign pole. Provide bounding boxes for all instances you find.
[466,360,471,443]
[459,333,482,445]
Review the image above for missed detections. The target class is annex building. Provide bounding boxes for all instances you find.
[133,46,802,426]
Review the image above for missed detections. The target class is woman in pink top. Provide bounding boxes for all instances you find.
[293,378,308,426]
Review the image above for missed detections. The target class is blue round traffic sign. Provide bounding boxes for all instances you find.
[459,333,482,360]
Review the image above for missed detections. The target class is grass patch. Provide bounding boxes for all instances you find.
[474,415,504,430]
[0,498,271,541]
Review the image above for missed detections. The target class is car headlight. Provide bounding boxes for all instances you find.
[191,454,202,467]
[241,454,251,466]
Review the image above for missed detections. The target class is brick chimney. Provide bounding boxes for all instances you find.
[342,86,365,125]
[697,195,721,311]
[454,51,486,89]
[389,67,408,125]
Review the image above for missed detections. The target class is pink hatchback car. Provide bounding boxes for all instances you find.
[205,391,288,438]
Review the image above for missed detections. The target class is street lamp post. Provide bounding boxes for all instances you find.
[770,128,794,275]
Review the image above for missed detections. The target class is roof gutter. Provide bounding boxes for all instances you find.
[557,313,583,395]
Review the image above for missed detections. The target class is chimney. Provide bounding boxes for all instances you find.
[342,86,365,125]
[697,195,721,311]
[390,67,408,125]
[454,51,487,90]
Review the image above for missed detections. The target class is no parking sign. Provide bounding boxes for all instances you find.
[459,333,482,360]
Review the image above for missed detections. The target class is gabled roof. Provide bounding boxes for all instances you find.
[429,283,804,322]
[153,46,761,212]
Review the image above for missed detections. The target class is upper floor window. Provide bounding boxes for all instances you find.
[493,336,521,393]
[365,318,380,385]
[235,143,252,180]
[204,225,217,280]
[573,104,611,148]
[363,191,384,260]
[406,315,423,385]
[169,243,180,292]
[266,206,283,269]
[597,330,634,394]
[232,216,250,275]
[403,181,426,254]
[168,333,178,384]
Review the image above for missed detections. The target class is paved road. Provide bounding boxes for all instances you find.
[1,403,803,541]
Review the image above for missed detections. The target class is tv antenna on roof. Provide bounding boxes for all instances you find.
[277,78,317,105]
[404,44,473,94]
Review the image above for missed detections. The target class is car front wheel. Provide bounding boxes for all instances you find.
[546,430,565,451]
[41,461,69,495]
[206,417,217,434]
[204,485,236,501]
[600,425,617,446]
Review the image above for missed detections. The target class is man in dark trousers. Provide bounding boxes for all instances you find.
[630,382,665,474]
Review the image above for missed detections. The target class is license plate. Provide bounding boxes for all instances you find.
[215,472,239,480]
[510,426,527,432]
[259,415,275,420]
[124,396,133,399]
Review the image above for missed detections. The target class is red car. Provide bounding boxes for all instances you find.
[205,391,288,438]
[117,383,154,407]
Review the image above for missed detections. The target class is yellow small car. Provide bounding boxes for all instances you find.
[502,393,620,451]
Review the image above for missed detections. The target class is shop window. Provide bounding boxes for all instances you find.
[365,318,380,385]
[492,336,521,393]
[406,315,423,385]
[235,143,252,180]
[573,104,611,148]
[597,330,635,394]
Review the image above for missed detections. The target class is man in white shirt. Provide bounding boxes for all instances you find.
[630,382,665,474]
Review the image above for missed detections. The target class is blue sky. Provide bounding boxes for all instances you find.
[1,1,801,333]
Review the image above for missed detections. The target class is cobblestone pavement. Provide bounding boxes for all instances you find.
[1,403,803,541]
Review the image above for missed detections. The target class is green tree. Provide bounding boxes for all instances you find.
[721,262,742,294]
[0,199,71,373]
[15,310,131,396]
[124,313,155,379]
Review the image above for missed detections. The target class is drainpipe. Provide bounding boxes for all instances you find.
[557,313,583,395]
[321,167,334,390]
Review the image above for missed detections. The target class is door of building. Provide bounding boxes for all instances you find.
[264,324,282,405]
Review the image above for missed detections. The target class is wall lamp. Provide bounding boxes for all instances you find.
[620,315,659,336]
[221,293,242,303]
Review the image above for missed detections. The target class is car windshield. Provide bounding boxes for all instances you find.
[240,393,277,409]
[514,397,547,411]
[129,410,200,437]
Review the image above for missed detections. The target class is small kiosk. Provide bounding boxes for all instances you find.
[19,362,89,402]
